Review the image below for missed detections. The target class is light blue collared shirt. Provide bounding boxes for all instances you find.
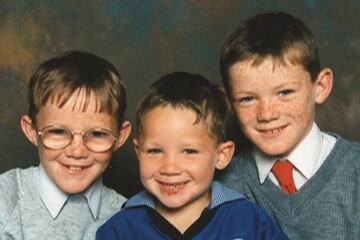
[125,181,245,210]
[255,123,337,189]
[38,164,103,219]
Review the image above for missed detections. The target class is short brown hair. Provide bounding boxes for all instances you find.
[220,12,320,95]
[28,51,127,125]
[136,72,228,143]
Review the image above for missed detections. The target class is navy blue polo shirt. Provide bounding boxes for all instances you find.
[96,181,288,240]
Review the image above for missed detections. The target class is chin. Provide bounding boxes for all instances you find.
[161,201,187,210]
[157,196,188,209]
[258,144,292,157]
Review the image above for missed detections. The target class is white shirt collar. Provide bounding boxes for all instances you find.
[83,175,103,219]
[255,123,322,183]
[38,164,103,219]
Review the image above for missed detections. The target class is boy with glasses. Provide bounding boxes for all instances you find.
[0,51,131,239]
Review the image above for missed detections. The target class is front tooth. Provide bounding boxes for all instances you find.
[166,184,180,189]
[271,129,279,134]
[70,166,82,171]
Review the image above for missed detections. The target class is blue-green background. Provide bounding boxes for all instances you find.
[1,1,359,196]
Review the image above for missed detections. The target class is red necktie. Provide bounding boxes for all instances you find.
[271,160,297,194]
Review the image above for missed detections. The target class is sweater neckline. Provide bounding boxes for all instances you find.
[244,134,349,216]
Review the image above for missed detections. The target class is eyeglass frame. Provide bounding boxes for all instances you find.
[35,124,119,153]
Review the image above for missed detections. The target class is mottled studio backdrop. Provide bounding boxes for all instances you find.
[0,1,359,197]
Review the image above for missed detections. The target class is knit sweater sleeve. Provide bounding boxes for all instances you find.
[216,152,251,193]
[0,169,21,233]
[351,141,360,170]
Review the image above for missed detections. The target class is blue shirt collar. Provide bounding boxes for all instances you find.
[37,164,103,219]
[125,181,245,210]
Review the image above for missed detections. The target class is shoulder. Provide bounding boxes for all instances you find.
[334,134,360,150]
[201,198,289,239]
[344,137,360,154]
[98,191,153,228]
[213,199,288,239]
[346,138,360,161]
[218,151,252,177]
[327,133,360,151]
[101,185,127,204]
[210,181,245,204]
[216,151,254,191]
[0,167,37,227]
[217,197,268,218]
[98,185,127,218]
[230,151,253,167]
[213,182,272,219]
[343,137,360,171]
[0,167,36,205]
[330,134,360,166]
[96,206,149,239]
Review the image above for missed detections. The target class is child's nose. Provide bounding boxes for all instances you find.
[256,99,280,122]
[159,154,182,175]
[65,134,89,159]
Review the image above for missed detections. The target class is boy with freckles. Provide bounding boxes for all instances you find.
[97,72,288,239]
[0,51,131,239]
[217,12,360,239]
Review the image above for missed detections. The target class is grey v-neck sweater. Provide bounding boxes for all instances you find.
[0,167,126,240]
[217,135,360,239]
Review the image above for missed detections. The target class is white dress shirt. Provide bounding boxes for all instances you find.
[254,123,337,190]
[38,164,103,219]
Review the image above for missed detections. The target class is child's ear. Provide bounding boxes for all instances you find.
[314,68,333,104]
[215,140,235,170]
[218,85,234,114]
[114,121,132,150]
[20,115,39,146]
[132,138,140,159]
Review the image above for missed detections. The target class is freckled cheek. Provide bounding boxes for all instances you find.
[285,98,312,118]
[234,108,255,126]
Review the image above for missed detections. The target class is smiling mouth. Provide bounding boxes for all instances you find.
[259,125,287,136]
[159,181,187,195]
[62,164,91,173]
[69,166,84,172]
[163,182,184,189]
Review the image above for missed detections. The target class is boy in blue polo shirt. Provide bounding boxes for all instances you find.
[97,72,288,239]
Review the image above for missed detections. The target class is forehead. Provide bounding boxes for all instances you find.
[36,90,117,128]
[140,106,213,135]
[141,105,201,125]
[228,57,311,90]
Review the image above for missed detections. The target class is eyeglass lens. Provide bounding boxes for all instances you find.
[39,126,117,152]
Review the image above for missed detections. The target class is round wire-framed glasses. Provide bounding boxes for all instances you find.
[36,125,118,153]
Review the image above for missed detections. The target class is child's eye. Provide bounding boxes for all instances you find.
[88,130,111,139]
[46,127,69,136]
[147,148,162,154]
[279,89,294,96]
[237,96,255,104]
[183,148,198,155]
